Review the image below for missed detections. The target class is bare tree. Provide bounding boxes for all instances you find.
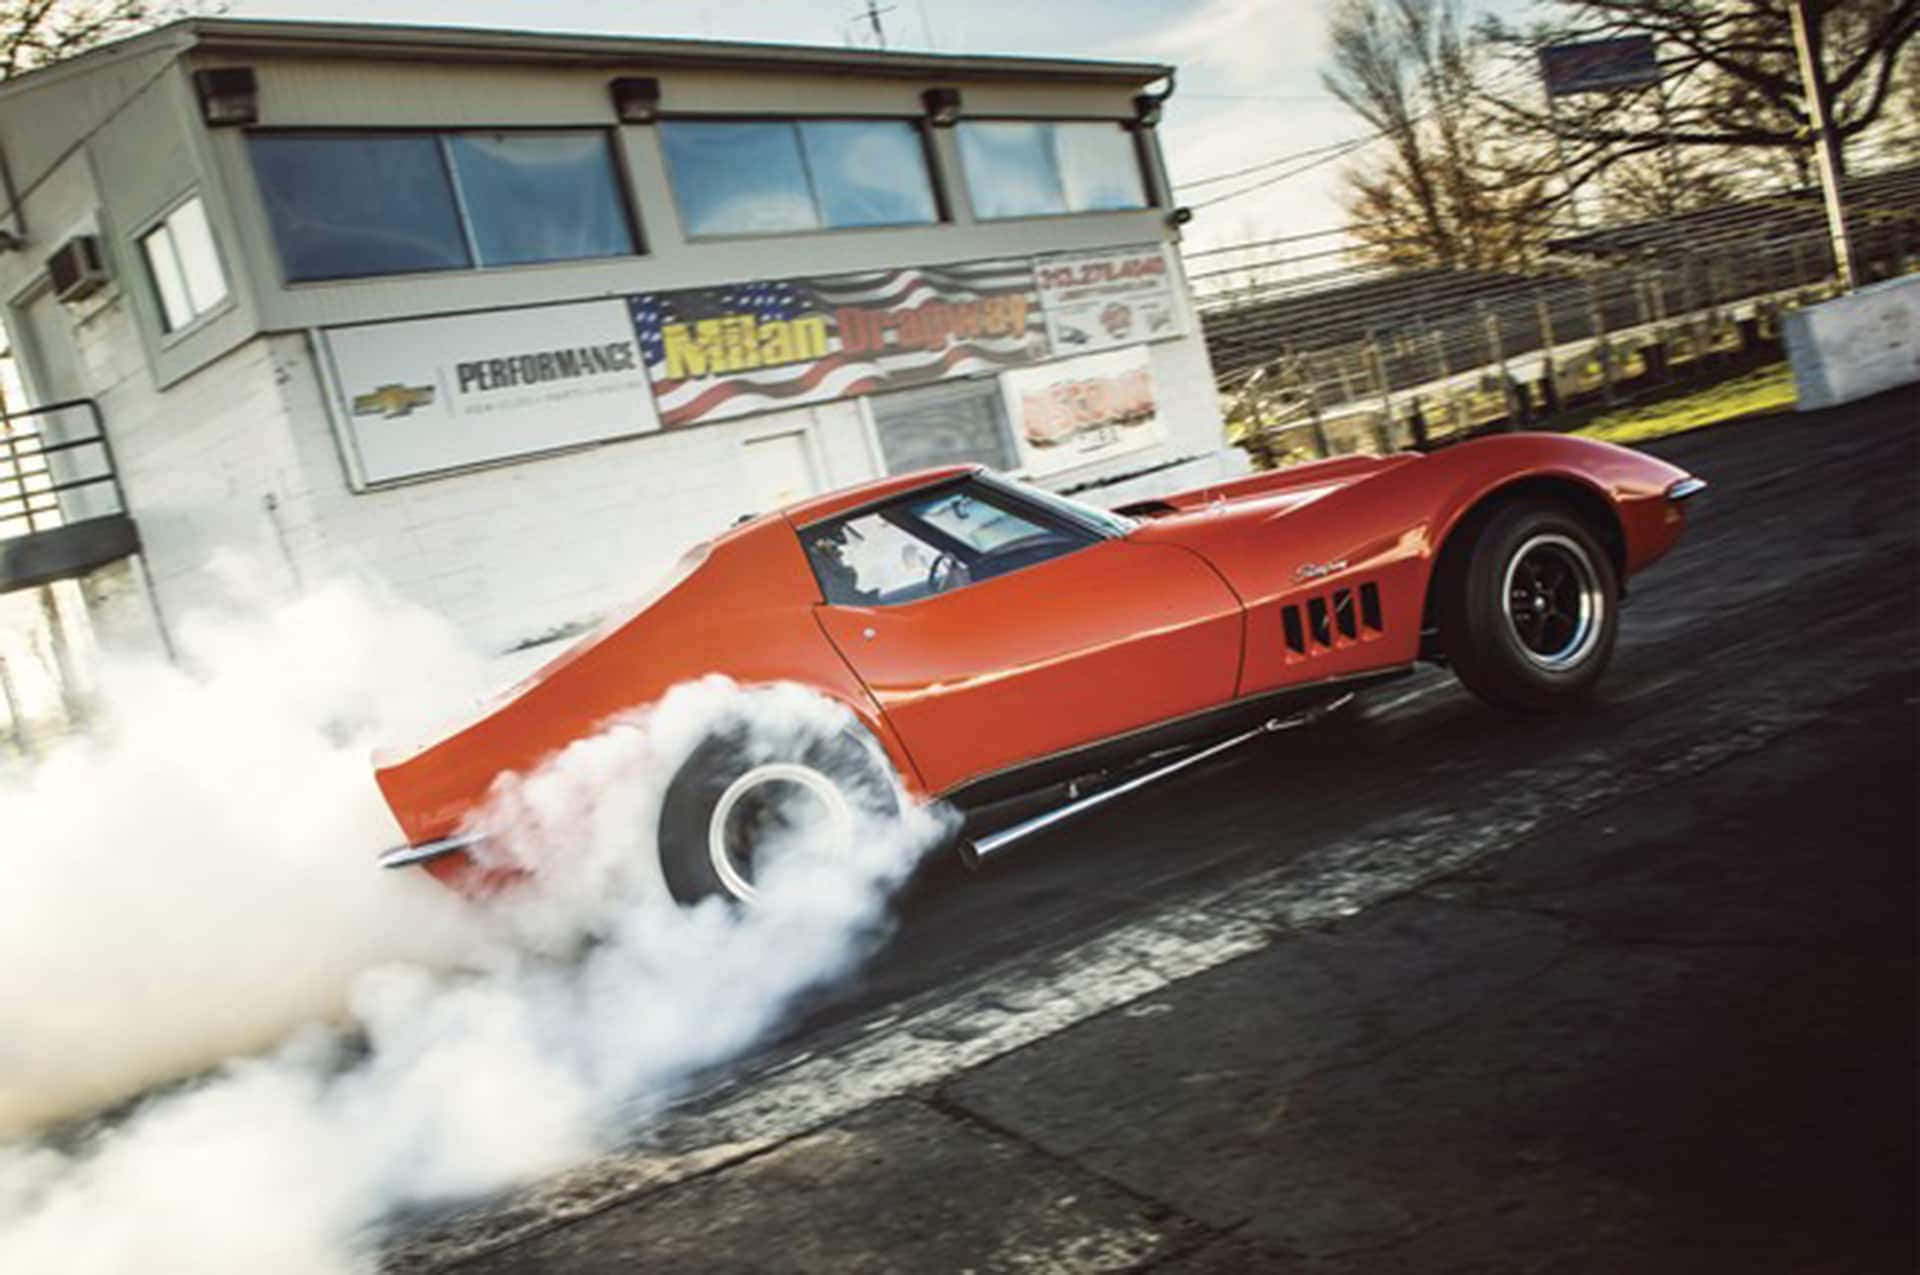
[1484,0,1919,189]
[1591,148,1748,221]
[1322,0,1558,269]
[0,2,181,82]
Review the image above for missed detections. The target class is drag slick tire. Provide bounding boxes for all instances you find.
[657,725,898,906]
[1437,499,1619,713]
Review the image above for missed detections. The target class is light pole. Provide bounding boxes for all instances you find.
[1788,0,1857,292]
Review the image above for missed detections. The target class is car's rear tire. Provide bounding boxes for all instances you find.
[657,725,899,905]
[1436,499,1620,713]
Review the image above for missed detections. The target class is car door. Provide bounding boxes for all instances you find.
[804,477,1244,796]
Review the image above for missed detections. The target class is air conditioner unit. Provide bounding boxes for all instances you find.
[47,234,109,303]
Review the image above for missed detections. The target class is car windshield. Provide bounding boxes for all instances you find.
[977,472,1136,539]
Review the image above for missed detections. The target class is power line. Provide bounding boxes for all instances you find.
[1174,135,1373,190]
[1180,92,1336,102]
[1184,224,1363,258]
[1190,135,1376,210]
[1171,59,1543,193]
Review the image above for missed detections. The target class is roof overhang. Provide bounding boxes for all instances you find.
[1,17,1171,99]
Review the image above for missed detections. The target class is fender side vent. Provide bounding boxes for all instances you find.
[1333,587,1358,640]
[1287,581,1383,658]
[1360,582,1383,632]
[1281,605,1305,654]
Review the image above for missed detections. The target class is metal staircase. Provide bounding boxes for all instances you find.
[0,397,139,594]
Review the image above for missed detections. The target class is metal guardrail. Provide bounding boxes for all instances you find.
[0,397,127,539]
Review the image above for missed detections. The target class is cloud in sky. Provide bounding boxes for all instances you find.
[1130,0,1330,90]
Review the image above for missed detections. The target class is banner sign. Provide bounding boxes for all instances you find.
[323,299,658,484]
[627,259,1048,428]
[1033,244,1184,354]
[1002,344,1163,479]
[1539,35,1660,97]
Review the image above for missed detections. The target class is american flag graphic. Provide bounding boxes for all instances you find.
[628,258,1047,427]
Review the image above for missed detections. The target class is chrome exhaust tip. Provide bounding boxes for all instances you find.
[376,831,479,869]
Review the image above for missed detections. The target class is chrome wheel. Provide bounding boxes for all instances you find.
[1501,533,1605,670]
[705,762,855,904]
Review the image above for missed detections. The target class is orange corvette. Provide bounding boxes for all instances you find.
[375,433,1703,904]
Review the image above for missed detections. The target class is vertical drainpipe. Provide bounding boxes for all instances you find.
[262,492,304,593]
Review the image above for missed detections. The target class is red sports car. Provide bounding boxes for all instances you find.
[375,434,1703,904]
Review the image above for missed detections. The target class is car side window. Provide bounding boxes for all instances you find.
[804,480,1098,607]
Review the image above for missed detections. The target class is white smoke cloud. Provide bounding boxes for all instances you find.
[0,572,945,1273]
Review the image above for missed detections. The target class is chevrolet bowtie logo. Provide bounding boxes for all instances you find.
[352,383,436,419]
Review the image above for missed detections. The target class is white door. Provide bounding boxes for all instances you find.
[741,430,819,514]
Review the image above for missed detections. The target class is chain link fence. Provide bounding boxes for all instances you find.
[1195,162,1920,467]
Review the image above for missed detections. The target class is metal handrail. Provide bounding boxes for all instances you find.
[0,397,126,539]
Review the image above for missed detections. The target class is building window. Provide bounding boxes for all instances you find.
[662,119,939,237]
[955,121,1148,220]
[139,196,230,332]
[248,131,636,282]
[444,134,636,267]
[870,379,1018,475]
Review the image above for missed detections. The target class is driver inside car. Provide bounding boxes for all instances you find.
[809,529,877,606]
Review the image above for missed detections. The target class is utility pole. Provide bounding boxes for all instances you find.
[1789,0,1856,292]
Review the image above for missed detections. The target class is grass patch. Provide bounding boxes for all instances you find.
[1576,362,1795,445]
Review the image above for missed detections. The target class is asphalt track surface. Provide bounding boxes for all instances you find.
[396,386,1916,1273]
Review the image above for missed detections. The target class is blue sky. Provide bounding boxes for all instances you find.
[225,0,1543,256]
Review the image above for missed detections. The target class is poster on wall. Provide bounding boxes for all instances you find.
[627,258,1048,428]
[1032,243,1184,355]
[1003,344,1164,479]
[322,298,659,484]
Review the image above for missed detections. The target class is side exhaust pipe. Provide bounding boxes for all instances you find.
[958,693,1354,869]
[377,831,479,869]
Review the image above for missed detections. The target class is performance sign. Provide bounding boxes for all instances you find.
[1033,243,1184,354]
[323,299,658,484]
[627,259,1048,428]
[1002,344,1163,479]
[1538,35,1660,97]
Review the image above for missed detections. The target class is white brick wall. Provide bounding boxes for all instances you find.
[59,294,306,636]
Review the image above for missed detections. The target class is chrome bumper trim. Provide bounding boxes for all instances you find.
[1666,476,1708,502]
[377,832,479,869]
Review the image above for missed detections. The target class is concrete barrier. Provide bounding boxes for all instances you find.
[1783,273,1920,410]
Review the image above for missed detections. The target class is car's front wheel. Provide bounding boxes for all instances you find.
[1437,500,1620,712]
[656,725,899,905]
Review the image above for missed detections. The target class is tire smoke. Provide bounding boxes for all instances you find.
[0,575,946,1273]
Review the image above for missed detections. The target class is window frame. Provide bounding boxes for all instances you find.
[953,116,1157,223]
[244,126,644,285]
[136,192,234,339]
[658,113,948,241]
[797,474,1106,608]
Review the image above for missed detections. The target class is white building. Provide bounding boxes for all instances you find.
[0,18,1239,666]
